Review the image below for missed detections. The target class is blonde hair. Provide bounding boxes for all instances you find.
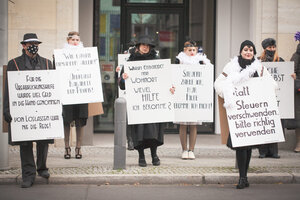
[67,31,80,40]
[260,50,280,62]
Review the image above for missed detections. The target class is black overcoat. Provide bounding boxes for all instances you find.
[3,52,54,145]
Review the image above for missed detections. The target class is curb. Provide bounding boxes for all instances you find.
[0,173,299,185]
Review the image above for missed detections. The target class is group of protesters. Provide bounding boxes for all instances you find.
[3,31,300,189]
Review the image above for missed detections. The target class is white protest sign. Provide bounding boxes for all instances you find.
[8,70,64,142]
[54,47,103,105]
[226,78,285,147]
[262,62,294,119]
[172,64,214,122]
[117,54,130,98]
[124,59,174,124]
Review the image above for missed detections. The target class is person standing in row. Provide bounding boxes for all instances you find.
[119,35,172,167]
[61,31,88,159]
[257,38,284,159]
[174,40,211,160]
[291,31,300,153]
[214,40,276,189]
[3,33,53,188]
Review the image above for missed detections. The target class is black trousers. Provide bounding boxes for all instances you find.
[20,142,49,182]
[236,148,252,178]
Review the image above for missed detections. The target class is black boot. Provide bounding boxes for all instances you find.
[138,149,147,167]
[150,146,160,166]
[236,177,247,189]
[244,177,249,187]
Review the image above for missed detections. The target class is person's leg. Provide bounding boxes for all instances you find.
[64,125,71,159]
[20,142,36,187]
[150,145,160,166]
[295,128,300,152]
[244,148,252,187]
[269,143,280,158]
[188,125,197,159]
[36,141,50,178]
[258,144,267,158]
[179,125,188,159]
[236,148,247,189]
[75,126,83,159]
[137,148,147,167]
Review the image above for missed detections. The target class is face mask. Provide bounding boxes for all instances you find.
[265,50,275,58]
[27,44,39,55]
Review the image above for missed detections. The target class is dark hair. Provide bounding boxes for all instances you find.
[239,40,257,55]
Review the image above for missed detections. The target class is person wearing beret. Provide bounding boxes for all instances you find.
[214,40,276,189]
[3,33,53,188]
[258,38,284,159]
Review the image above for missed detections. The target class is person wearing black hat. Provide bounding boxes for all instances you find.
[118,35,170,167]
[214,40,277,189]
[3,33,54,188]
[258,38,284,159]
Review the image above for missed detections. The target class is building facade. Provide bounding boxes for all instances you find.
[4,0,300,140]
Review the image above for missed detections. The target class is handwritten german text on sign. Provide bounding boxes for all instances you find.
[54,47,103,105]
[226,78,285,147]
[172,64,214,122]
[124,59,174,124]
[8,70,64,142]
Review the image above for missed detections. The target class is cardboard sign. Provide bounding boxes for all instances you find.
[54,47,103,105]
[226,78,285,147]
[172,64,214,122]
[124,59,174,124]
[8,70,64,142]
[262,62,294,119]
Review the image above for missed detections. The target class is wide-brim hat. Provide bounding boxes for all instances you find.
[136,35,155,47]
[20,33,42,44]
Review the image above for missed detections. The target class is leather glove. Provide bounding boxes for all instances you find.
[4,112,12,123]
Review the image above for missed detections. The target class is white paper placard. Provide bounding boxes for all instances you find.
[172,64,214,122]
[124,59,174,124]
[226,78,285,147]
[54,47,103,105]
[8,70,64,142]
[262,62,294,119]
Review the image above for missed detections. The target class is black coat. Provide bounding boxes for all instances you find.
[3,52,54,145]
[291,44,300,124]
[119,48,164,149]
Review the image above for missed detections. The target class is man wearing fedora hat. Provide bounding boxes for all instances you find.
[3,33,54,188]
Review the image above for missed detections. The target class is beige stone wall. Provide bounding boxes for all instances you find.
[255,0,300,60]
[8,0,78,62]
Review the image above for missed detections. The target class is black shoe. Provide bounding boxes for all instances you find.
[236,177,247,189]
[138,158,147,167]
[21,180,33,188]
[38,170,50,179]
[152,156,160,166]
[244,177,250,187]
[271,154,280,159]
[259,154,266,158]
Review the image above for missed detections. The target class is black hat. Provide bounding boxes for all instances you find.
[239,40,257,55]
[20,33,42,44]
[261,38,276,49]
[136,35,155,47]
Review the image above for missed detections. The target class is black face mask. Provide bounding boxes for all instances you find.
[265,50,275,59]
[27,44,39,55]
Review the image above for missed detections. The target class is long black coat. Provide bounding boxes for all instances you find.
[3,52,54,145]
[119,48,164,150]
[291,44,300,126]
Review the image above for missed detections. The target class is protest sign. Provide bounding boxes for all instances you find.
[54,47,103,105]
[226,77,285,147]
[172,64,214,122]
[8,70,64,142]
[117,54,130,98]
[263,62,294,119]
[124,59,174,124]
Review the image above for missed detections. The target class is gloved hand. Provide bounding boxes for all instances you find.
[4,112,12,123]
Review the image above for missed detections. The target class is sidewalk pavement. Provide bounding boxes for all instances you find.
[0,133,300,186]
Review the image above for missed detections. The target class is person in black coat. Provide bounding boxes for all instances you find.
[118,35,172,167]
[258,38,284,159]
[3,33,53,188]
[291,31,300,153]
